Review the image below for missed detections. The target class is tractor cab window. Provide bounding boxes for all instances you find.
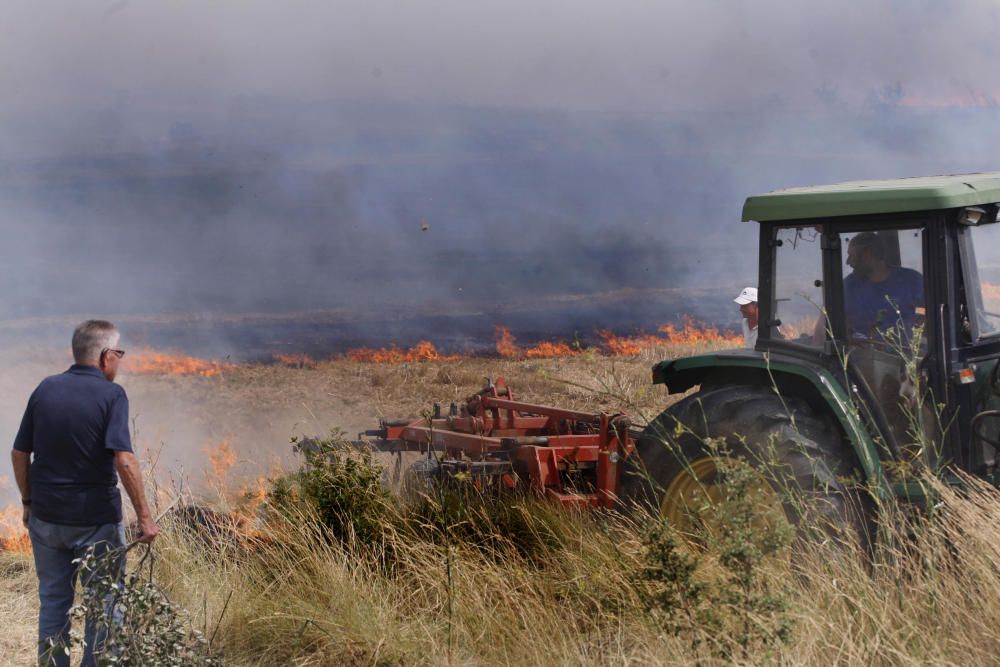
[839,228,928,456]
[772,226,825,347]
[962,221,1000,338]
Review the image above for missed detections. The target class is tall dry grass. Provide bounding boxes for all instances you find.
[5,340,1000,664]
[137,473,1000,666]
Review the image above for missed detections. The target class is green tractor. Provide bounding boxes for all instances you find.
[621,173,1000,539]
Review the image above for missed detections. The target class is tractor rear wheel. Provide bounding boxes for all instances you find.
[620,384,870,546]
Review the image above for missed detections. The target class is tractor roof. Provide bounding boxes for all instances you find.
[742,172,1000,222]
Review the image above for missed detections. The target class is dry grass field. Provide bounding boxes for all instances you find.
[3,338,1000,665]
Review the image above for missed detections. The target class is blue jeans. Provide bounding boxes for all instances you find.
[28,515,125,667]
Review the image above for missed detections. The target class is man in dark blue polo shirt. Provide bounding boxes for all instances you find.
[11,320,158,666]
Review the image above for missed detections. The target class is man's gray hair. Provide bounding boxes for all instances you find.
[72,320,120,363]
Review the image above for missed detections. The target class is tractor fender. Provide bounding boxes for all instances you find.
[652,351,888,497]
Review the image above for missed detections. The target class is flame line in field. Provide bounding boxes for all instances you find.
[336,317,739,364]
[495,326,583,359]
[344,340,461,363]
[597,317,741,356]
[126,348,236,377]
[122,317,740,374]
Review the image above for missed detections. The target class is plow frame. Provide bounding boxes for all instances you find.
[359,379,634,509]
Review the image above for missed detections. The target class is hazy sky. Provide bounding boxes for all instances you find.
[3,0,999,113]
[1,1,1000,322]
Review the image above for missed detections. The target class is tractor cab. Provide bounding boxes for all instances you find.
[649,174,1000,509]
[749,175,1000,482]
[744,175,1000,480]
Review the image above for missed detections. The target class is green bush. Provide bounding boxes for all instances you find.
[271,431,393,549]
[640,449,794,660]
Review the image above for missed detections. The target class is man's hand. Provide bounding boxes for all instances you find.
[21,506,29,530]
[135,514,160,544]
[114,450,159,545]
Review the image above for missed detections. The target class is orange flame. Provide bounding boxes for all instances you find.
[345,340,460,363]
[983,282,1000,305]
[776,316,820,340]
[204,439,238,489]
[0,505,30,553]
[525,340,580,358]
[495,326,581,359]
[598,317,740,356]
[241,476,270,514]
[273,353,319,369]
[656,317,742,346]
[495,326,519,358]
[493,319,737,360]
[129,317,741,372]
[597,330,658,356]
[126,348,235,377]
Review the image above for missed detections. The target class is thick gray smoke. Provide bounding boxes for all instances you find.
[1,0,1000,335]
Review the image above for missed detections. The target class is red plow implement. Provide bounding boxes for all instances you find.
[359,379,635,509]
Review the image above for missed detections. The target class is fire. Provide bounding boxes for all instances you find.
[493,318,739,360]
[345,340,459,363]
[273,353,319,369]
[204,439,238,489]
[597,330,659,356]
[598,316,741,356]
[126,348,235,377]
[524,340,580,358]
[124,317,741,372]
[495,326,519,358]
[983,282,1000,306]
[241,476,271,514]
[0,505,30,553]
[777,316,821,340]
[657,317,742,346]
[495,326,581,359]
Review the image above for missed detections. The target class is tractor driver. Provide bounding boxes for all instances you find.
[844,232,923,341]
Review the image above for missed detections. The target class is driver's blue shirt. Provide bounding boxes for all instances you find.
[844,266,923,339]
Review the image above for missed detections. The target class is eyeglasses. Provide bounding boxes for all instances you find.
[102,348,126,359]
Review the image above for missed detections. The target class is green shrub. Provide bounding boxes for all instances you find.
[640,520,712,640]
[640,448,794,660]
[271,430,393,549]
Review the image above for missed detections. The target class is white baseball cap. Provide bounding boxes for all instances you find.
[733,287,758,305]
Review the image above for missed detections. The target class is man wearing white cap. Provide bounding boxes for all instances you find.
[734,287,759,349]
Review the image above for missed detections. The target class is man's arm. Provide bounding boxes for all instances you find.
[114,450,159,544]
[11,450,30,528]
[12,390,36,529]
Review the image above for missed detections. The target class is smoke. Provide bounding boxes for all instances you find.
[3,0,999,113]
[1,0,999,329]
